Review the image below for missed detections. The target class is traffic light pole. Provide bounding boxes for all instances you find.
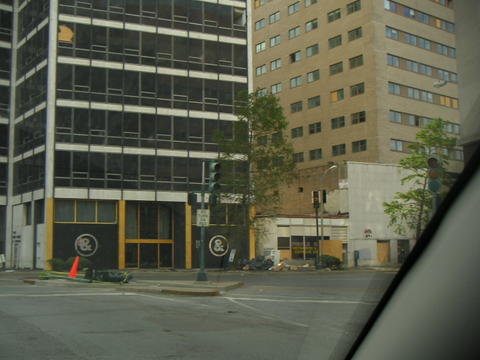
[196,161,208,282]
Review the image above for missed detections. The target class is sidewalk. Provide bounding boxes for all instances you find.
[0,270,244,296]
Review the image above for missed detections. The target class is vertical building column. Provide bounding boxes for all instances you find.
[42,0,58,270]
[5,0,19,268]
[45,198,53,270]
[185,203,192,269]
[44,0,58,200]
[118,200,126,269]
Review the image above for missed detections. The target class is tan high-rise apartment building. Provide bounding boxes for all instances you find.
[252,0,463,215]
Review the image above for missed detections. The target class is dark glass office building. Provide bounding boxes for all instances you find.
[5,0,251,270]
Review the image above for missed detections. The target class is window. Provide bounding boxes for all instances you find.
[405,33,417,46]
[389,110,402,123]
[290,50,301,63]
[351,82,365,96]
[419,38,431,50]
[288,2,301,15]
[350,55,364,68]
[305,0,318,7]
[271,132,282,142]
[270,35,281,47]
[328,35,342,49]
[406,60,418,72]
[384,0,397,11]
[309,148,322,160]
[352,139,367,152]
[331,116,345,129]
[269,11,280,24]
[55,200,117,223]
[306,18,318,32]
[390,139,404,152]
[332,144,346,156]
[308,95,321,108]
[307,69,320,83]
[330,62,343,75]
[277,237,290,250]
[257,88,268,97]
[271,58,282,71]
[404,6,415,18]
[255,0,267,8]
[420,64,433,76]
[348,27,363,41]
[408,114,420,126]
[347,0,361,14]
[306,44,319,56]
[24,202,32,225]
[330,89,344,102]
[257,135,267,145]
[293,152,304,163]
[255,19,266,30]
[440,96,459,108]
[290,75,302,88]
[386,27,398,40]
[255,41,266,53]
[289,26,301,39]
[255,64,267,76]
[387,54,400,67]
[352,111,366,124]
[290,101,303,113]
[271,83,282,94]
[291,126,304,138]
[388,82,401,95]
[328,9,341,22]
[309,122,321,134]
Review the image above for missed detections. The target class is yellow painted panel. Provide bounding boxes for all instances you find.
[280,249,291,260]
[125,239,174,244]
[185,203,192,269]
[377,241,391,263]
[249,206,256,259]
[321,240,343,260]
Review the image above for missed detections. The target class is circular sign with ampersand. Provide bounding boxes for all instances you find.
[74,234,98,257]
[208,235,229,257]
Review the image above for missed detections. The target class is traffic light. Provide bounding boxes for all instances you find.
[208,160,221,193]
[187,192,197,206]
[427,157,441,193]
[321,190,327,203]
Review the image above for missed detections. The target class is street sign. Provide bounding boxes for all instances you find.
[208,235,229,257]
[196,209,210,227]
[228,249,236,263]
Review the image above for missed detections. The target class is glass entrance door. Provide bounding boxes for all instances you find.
[125,242,173,268]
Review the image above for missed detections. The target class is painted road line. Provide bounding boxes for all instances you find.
[225,297,310,328]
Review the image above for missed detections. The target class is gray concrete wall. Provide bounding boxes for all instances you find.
[347,162,412,266]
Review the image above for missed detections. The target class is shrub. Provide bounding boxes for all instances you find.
[319,255,342,269]
[47,258,66,271]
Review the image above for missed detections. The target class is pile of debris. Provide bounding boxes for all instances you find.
[239,256,314,271]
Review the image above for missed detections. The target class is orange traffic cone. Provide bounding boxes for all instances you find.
[69,256,80,278]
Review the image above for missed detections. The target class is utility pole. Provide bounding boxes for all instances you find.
[196,161,208,281]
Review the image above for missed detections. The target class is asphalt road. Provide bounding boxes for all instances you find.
[0,270,396,360]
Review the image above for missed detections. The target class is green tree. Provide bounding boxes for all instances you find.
[383,118,457,240]
[216,90,296,228]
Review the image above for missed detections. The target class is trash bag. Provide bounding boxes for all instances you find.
[86,269,132,283]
